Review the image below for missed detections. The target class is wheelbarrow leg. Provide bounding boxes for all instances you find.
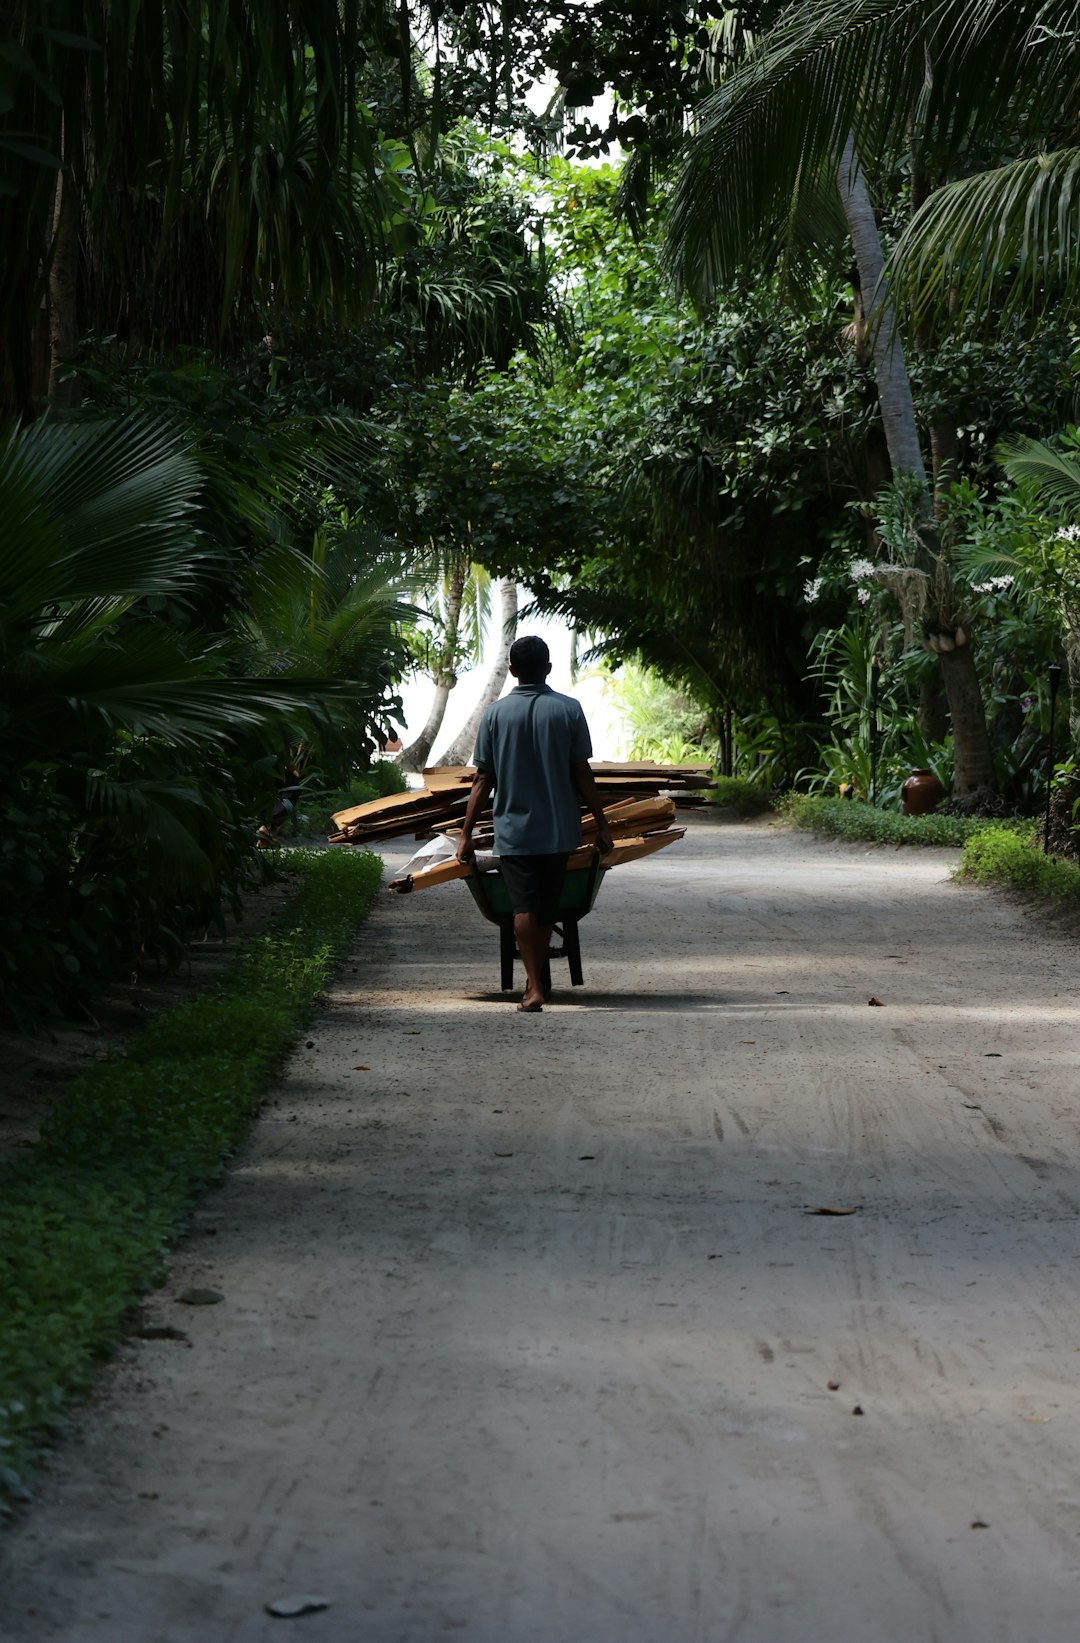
[499,918,515,991]
[564,916,584,987]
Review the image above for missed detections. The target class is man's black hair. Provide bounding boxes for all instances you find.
[509,635,550,682]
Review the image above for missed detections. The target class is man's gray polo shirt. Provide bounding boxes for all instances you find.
[473,683,592,856]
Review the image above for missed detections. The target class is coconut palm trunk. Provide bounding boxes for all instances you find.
[837,139,996,795]
[437,579,518,765]
[399,559,470,774]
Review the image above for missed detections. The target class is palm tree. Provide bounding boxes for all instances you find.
[237,520,421,779]
[0,414,367,770]
[886,9,1080,330]
[437,577,518,764]
[398,553,491,771]
[664,0,1076,794]
[0,410,396,1022]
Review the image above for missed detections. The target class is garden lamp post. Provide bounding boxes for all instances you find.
[1045,662,1062,855]
[869,656,882,807]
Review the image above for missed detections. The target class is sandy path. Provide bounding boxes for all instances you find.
[5,815,1080,1642]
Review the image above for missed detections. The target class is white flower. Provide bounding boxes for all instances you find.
[857,586,871,604]
[848,557,876,581]
[803,576,824,604]
[1056,524,1080,543]
[971,575,1014,594]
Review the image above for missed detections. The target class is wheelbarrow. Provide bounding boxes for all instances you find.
[464,850,606,993]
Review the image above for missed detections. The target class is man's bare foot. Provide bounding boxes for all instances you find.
[517,992,544,1013]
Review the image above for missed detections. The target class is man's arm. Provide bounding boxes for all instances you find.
[572,762,614,855]
[456,770,495,863]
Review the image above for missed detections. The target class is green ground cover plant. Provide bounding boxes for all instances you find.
[708,777,775,815]
[782,794,1031,848]
[957,826,1080,906]
[0,846,382,1517]
[303,763,409,837]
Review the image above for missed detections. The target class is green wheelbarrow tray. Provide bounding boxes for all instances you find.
[463,851,606,993]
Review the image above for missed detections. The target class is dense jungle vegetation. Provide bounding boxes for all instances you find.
[5,0,1080,1027]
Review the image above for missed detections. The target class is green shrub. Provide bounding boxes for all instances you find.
[781,793,1032,848]
[305,763,408,835]
[708,776,774,815]
[957,826,1080,906]
[0,846,383,1514]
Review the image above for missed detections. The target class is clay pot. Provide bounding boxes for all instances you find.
[901,768,945,817]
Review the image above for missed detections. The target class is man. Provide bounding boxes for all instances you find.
[456,635,614,1013]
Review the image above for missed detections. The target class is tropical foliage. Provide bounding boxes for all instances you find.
[8,0,1080,1026]
[0,412,409,1026]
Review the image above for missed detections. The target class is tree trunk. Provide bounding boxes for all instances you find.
[399,560,469,773]
[48,118,80,409]
[931,422,960,503]
[918,674,949,744]
[437,579,518,765]
[399,678,455,774]
[837,138,928,488]
[937,646,997,791]
[836,138,996,796]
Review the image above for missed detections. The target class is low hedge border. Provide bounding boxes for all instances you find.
[780,793,1033,849]
[707,777,775,815]
[957,825,1080,907]
[0,846,383,1516]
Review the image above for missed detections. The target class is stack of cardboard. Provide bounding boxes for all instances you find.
[386,795,685,895]
[327,786,468,846]
[328,761,712,846]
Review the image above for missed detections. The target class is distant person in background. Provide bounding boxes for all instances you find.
[456,635,613,1012]
[256,761,302,848]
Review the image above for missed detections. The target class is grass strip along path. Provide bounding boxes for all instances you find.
[784,797,1080,909]
[0,847,382,1517]
[781,792,1030,848]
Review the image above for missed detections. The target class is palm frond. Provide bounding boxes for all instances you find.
[0,416,202,620]
[666,0,1080,305]
[998,433,1080,514]
[891,148,1080,329]
[83,773,221,891]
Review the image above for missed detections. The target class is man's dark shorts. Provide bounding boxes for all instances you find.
[498,853,568,925]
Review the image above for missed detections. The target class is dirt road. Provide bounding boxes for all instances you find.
[5,814,1080,1642]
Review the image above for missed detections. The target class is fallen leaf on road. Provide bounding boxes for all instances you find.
[352,1065,369,1071]
[266,1596,330,1619]
[177,1288,223,1306]
[741,1040,756,1045]
[852,1404,865,1416]
[827,1380,840,1391]
[579,1154,595,1161]
[493,1150,514,1158]
[984,1052,1002,1057]
[867,996,885,1006]
[970,1520,989,1530]
[805,1205,862,1216]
